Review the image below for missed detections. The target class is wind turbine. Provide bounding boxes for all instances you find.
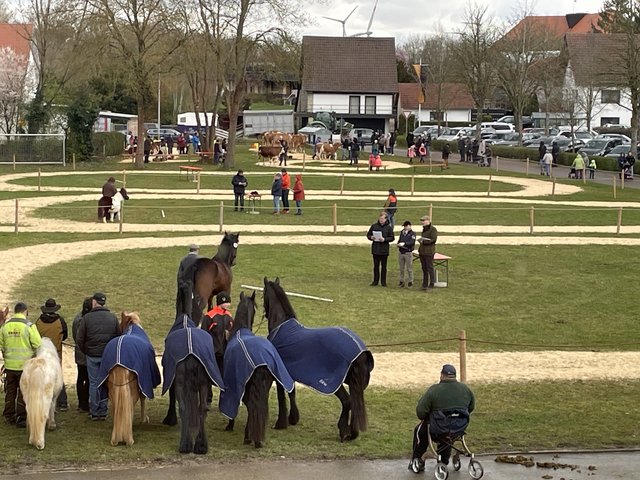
[323,6,358,37]
[352,0,378,37]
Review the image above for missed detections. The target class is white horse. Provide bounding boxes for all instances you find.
[105,187,130,223]
[20,337,63,450]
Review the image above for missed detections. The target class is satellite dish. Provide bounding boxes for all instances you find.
[351,0,378,37]
[322,6,358,37]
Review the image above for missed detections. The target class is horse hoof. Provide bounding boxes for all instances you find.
[102,218,106,224]
[225,424,234,432]
[162,416,177,426]
[243,438,252,445]
[273,422,288,430]
[142,416,149,424]
[254,441,263,449]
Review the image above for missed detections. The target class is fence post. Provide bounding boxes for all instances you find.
[551,177,556,199]
[526,157,529,176]
[621,170,625,190]
[529,206,535,234]
[617,207,623,234]
[14,199,18,233]
[495,155,499,172]
[429,203,433,221]
[12,153,16,170]
[196,171,201,194]
[118,204,123,234]
[219,201,224,232]
[613,175,617,199]
[582,168,586,185]
[411,175,415,196]
[122,170,127,187]
[429,156,433,173]
[332,203,337,234]
[487,175,492,197]
[340,174,344,195]
[38,169,41,192]
[459,330,467,383]
[102,144,106,156]
[72,153,76,170]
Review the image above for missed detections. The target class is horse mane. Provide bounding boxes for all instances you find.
[120,311,141,331]
[264,278,297,325]
[213,232,239,266]
[229,291,256,336]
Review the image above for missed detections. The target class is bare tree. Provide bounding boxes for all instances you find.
[451,3,499,137]
[0,48,32,133]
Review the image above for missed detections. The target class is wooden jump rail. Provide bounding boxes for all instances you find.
[178,165,202,182]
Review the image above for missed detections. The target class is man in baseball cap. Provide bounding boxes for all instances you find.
[176,244,202,320]
[409,364,475,473]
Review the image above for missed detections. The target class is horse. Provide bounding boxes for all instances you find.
[219,291,294,448]
[161,314,224,454]
[263,277,375,442]
[189,232,239,324]
[98,188,129,223]
[97,312,161,446]
[0,305,8,325]
[19,337,64,450]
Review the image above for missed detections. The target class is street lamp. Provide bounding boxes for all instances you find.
[157,73,161,139]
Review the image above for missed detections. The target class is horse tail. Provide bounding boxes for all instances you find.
[245,367,273,447]
[175,355,210,453]
[348,352,372,433]
[109,366,135,446]
[21,358,50,449]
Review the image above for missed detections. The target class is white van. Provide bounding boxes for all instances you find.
[481,122,515,132]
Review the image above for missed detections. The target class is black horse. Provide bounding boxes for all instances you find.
[263,277,374,442]
[161,314,224,454]
[185,232,239,324]
[219,291,293,448]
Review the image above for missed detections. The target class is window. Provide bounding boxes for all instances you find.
[364,96,376,114]
[600,117,620,127]
[430,111,444,121]
[601,90,620,104]
[349,96,360,114]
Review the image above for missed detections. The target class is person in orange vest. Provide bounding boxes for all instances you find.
[280,168,291,214]
[201,291,234,406]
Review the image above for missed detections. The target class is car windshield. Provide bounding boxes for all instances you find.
[575,132,593,139]
[585,139,608,148]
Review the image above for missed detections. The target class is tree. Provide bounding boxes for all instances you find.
[451,3,499,137]
[0,48,32,133]
[66,91,99,160]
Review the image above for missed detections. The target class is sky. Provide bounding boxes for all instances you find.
[299,0,606,40]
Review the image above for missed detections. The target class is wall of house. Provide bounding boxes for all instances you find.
[309,93,394,115]
[590,91,632,127]
[418,109,471,123]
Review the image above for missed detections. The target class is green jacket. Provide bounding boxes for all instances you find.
[572,155,585,170]
[0,313,42,371]
[418,224,438,256]
[416,378,475,420]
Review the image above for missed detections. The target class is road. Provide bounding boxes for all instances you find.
[3,452,639,480]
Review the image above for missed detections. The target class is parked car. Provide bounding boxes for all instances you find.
[497,115,533,128]
[490,132,522,146]
[146,128,182,141]
[596,133,631,143]
[604,144,634,159]
[412,125,439,137]
[578,138,627,157]
[351,128,374,144]
[524,136,573,151]
[436,127,463,142]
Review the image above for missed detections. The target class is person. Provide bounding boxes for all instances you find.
[36,298,69,411]
[409,364,475,472]
[98,176,117,221]
[350,138,360,165]
[588,156,597,179]
[551,140,560,167]
[191,131,200,153]
[0,302,42,427]
[143,136,152,163]
[542,150,553,177]
[271,172,282,214]
[571,151,585,180]
[75,292,121,421]
[418,143,427,163]
[485,144,493,168]
[397,220,416,288]
[417,215,438,290]
[72,297,93,413]
[384,188,398,229]
[231,169,248,212]
[457,137,466,162]
[407,144,416,164]
[176,244,201,319]
[177,134,187,154]
[102,177,117,198]
[213,139,222,165]
[366,212,395,287]
[313,137,322,160]
[279,138,289,166]
[293,173,305,215]
[625,151,636,179]
[442,143,450,169]
[406,131,414,149]
[538,141,547,175]
[280,168,291,213]
[389,131,396,155]
[166,135,174,156]
[201,291,234,382]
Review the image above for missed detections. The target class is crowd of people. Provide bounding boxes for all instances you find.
[125,132,228,165]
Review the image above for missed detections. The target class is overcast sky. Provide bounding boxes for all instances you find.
[299,0,605,40]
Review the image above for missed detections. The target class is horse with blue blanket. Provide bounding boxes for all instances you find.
[263,277,374,442]
[161,314,224,454]
[97,312,161,446]
[219,291,294,448]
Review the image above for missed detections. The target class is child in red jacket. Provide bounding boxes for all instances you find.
[293,174,305,215]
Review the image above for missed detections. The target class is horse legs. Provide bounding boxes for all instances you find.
[140,396,148,424]
[274,383,288,429]
[225,418,235,431]
[346,353,371,440]
[335,385,352,442]
[288,388,299,426]
[47,396,57,430]
[192,369,210,455]
[162,384,178,426]
[244,367,273,448]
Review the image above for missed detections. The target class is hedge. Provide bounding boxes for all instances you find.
[92,132,126,158]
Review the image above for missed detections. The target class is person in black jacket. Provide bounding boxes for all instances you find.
[76,292,120,420]
[176,244,202,319]
[366,212,395,287]
[397,220,417,288]
[231,169,248,212]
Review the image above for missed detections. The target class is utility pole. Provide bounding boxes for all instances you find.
[157,74,161,139]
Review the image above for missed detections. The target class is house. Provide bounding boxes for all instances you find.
[0,23,36,134]
[504,13,601,44]
[399,82,475,125]
[562,33,634,129]
[295,36,398,134]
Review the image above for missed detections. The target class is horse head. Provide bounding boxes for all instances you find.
[230,291,256,336]
[218,231,239,266]
[119,188,130,201]
[120,311,141,332]
[263,277,296,332]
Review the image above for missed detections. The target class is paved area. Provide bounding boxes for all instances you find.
[2,452,639,479]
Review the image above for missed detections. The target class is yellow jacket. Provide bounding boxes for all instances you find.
[0,313,42,371]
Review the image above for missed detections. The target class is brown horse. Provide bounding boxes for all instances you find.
[190,232,239,324]
[0,305,8,325]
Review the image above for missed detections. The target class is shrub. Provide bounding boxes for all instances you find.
[92,132,125,158]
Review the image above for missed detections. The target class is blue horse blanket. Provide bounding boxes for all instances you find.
[97,324,161,400]
[161,314,224,394]
[219,328,294,419]
[267,318,373,395]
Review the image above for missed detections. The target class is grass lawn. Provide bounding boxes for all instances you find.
[0,380,637,469]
